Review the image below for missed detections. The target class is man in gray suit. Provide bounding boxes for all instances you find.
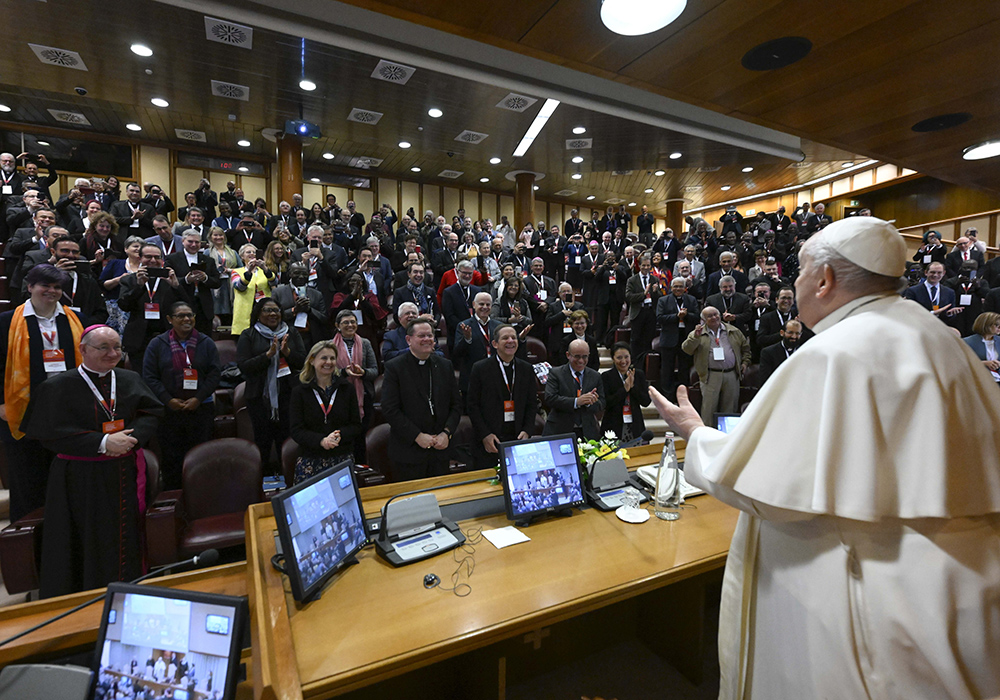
[271,262,329,348]
[543,338,605,439]
[624,253,664,369]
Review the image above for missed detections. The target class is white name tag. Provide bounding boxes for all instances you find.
[643,297,651,305]
[1,185,12,195]
[294,311,308,328]
[144,302,160,320]
[67,306,81,313]
[923,255,931,264]
[712,346,725,361]
[182,368,198,390]
[755,319,761,331]
[277,358,291,377]
[352,310,364,325]
[575,256,581,265]
[130,220,139,228]
[960,294,973,306]
[43,349,66,373]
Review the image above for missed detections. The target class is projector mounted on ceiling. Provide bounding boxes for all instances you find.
[284,119,322,139]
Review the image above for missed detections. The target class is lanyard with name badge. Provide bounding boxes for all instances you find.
[41,329,66,372]
[499,357,515,422]
[145,279,161,319]
[78,366,123,433]
[710,328,725,361]
[313,388,336,421]
[180,340,198,390]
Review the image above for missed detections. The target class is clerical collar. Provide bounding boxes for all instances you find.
[812,292,896,334]
[81,363,112,378]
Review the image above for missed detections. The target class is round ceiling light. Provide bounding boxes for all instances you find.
[480,177,489,183]
[669,152,682,160]
[571,173,583,180]
[533,185,540,191]
[912,112,972,133]
[721,185,731,191]
[573,126,587,135]
[427,108,443,118]
[741,37,813,71]
[411,166,421,172]
[130,44,153,57]
[238,166,249,172]
[600,0,687,36]
[0,104,10,113]
[489,157,502,165]
[586,195,596,200]
[150,97,169,108]
[125,123,142,132]
[741,166,754,173]
[237,139,251,147]
[654,170,666,176]
[398,141,411,149]
[572,156,584,164]
[299,79,317,91]
[644,188,654,193]
[322,152,335,160]
[628,202,637,206]
[310,177,320,183]
[841,161,855,168]
[963,141,1000,160]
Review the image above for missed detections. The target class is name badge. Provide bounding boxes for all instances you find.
[254,289,265,301]
[504,400,515,422]
[608,273,616,285]
[623,403,633,424]
[352,310,364,325]
[130,220,139,228]
[643,297,652,305]
[932,304,940,311]
[563,321,572,333]
[1,185,11,195]
[309,268,318,281]
[144,302,160,320]
[67,306,81,313]
[294,311,308,328]
[923,255,931,264]
[182,368,198,390]
[103,419,125,434]
[574,256,581,265]
[277,358,291,378]
[42,348,66,373]
[960,294,973,306]
[755,319,761,331]
[712,346,725,361]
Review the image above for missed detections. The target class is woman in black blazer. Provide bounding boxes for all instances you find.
[601,342,651,441]
[289,340,363,484]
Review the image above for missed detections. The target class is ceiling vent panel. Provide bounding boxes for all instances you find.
[438,170,464,179]
[204,17,253,49]
[349,156,383,169]
[566,138,593,149]
[210,80,250,101]
[611,170,634,176]
[175,129,207,142]
[29,44,87,71]
[455,130,488,144]
[683,185,703,192]
[47,109,90,125]
[698,166,721,173]
[604,198,626,204]
[788,161,809,168]
[348,108,384,125]
[371,60,415,85]
[496,93,538,113]
[553,189,578,197]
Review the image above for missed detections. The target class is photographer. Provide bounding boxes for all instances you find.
[194,178,218,221]
[228,211,269,252]
[140,183,175,218]
[17,152,58,204]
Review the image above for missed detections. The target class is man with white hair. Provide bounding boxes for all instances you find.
[0,152,25,238]
[945,234,985,277]
[651,217,1000,699]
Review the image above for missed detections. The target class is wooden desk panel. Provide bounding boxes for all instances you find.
[246,488,736,700]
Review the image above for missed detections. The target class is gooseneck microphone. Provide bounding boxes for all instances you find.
[0,549,220,649]
[619,430,655,449]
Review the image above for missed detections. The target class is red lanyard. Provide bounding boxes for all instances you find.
[313,389,334,420]
[146,279,161,301]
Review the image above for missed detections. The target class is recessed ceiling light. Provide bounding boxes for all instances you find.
[741,166,754,173]
[398,141,411,149]
[654,170,666,177]
[150,98,169,108]
[0,104,10,113]
[489,157,502,165]
[480,177,489,183]
[125,124,142,132]
[721,185,731,191]
[237,139,251,147]
[573,126,586,135]
[411,166,421,172]
[586,195,596,200]
[669,152,682,160]
[238,166,248,172]
[841,161,855,168]
[963,141,1000,161]
[644,188,654,193]
[601,0,687,36]
[572,156,584,164]
[628,202,637,206]
[130,44,153,57]
[322,152,335,160]
[533,185,539,191]
[37,141,50,146]
[427,108,443,118]
[299,79,317,91]
[571,173,583,180]
[310,177,320,182]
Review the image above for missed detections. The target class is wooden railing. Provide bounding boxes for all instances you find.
[896,208,1000,256]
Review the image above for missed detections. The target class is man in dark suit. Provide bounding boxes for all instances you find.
[523,257,558,317]
[804,202,832,234]
[706,275,753,336]
[944,261,990,337]
[382,302,442,363]
[267,201,293,235]
[229,213,270,253]
[625,254,664,369]
[544,283,584,361]
[18,153,58,204]
[392,261,437,320]
[904,262,964,323]
[453,292,501,397]
[140,184,175,220]
[652,229,682,269]
[759,319,802,386]
[705,251,751,299]
[288,209,310,240]
[757,287,815,349]
[166,230,222,334]
[587,250,625,344]
[656,277,699,399]
[271,263,330,349]
[342,248,388,310]
[542,338,605,440]
[565,210,585,239]
[466,324,538,469]
[0,152,25,241]
[442,260,480,355]
[292,227,345,311]
[193,179,218,221]
[10,217,62,302]
[944,236,986,278]
[46,237,107,325]
[768,206,792,237]
[109,183,155,240]
[636,205,656,247]
[431,232,461,279]
[365,236,394,298]
[381,319,462,481]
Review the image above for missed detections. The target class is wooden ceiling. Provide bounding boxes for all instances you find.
[332,0,1000,197]
[0,0,883,214]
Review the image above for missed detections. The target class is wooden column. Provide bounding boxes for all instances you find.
[276,135,303,205]
[514,173,536,231]
[665,199,686,234]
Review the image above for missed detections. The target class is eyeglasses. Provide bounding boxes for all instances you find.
[570,354,590,360]
[86,343,123,353]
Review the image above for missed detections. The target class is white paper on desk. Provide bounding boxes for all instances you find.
[482,526,530,549]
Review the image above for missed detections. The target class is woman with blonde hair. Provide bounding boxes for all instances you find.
[263,239,291,285]
[206,226,239,325]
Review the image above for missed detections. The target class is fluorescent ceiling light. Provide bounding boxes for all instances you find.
[654,170,666,176]
[571,173,582,180]
[573,126,586,135]
[572,156,584,164]
[841,161,855,168]
[322,152,335,160]
[601,0,687,36]
[130,44,153,57]
[512,98,560,157]
[489,157,502,165]
[238,166,249,172]
[963,141,1000,160]
[480,177,489,183]
[411,166,421,172]
[299,79,317,91]
[721,185,731,191]
[125,124,142,132]
[237,139,251,147]
[741,166,754,173]
[398,141,411,149]
[427,108,443,118]
[150,97,169,107]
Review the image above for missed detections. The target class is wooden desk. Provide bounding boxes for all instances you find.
[247,475,736,700]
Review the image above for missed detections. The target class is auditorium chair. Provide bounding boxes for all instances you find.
[0,277,8,300]
[0,256,6,275]
[364,423,394,481]
[524,336,547,364]
[0,450,162,595]
[215,339,238,365]
[144,438,263,567]
[279,437,386,489]
[614,327,631,345]
[448,415,475,474]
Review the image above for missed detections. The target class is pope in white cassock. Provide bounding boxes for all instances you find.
[651,217,1000,699]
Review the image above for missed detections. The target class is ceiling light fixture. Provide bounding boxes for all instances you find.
[533,185,539,191]
[125,124,142,132]
[411,166,421,172]
[37,141,50,146]
[310,177,320,182]
[963,141,1000,161]
[150,97,169,107]
[571,173,583,180]
[427,108,443,118]
[654,169,666,176]
[398,141,411,149]
[480,177,489,183]
[628,202,637,206]
[238,166,249,172]
[322,152,335,160]
[841,161,855,168]
[573,126,587,135]
[237,139,251,147]
[572,156,584,164]
[644,188,654,193]
[587,195,596,200]
[130,44,153,57]
[741,166,754,173]
[0,104,10,113]
[669,152,682,160]
[299,79,317,91]
[489,157,502,165]
[513,98,560,157]
[721,185,731,191]
[600,0,687,36]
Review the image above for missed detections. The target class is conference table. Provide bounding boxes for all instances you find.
[247,453,739,700]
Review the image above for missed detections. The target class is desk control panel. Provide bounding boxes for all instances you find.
[594,485,647,511]
[391,526,462,562]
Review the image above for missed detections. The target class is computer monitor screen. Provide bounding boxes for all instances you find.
[715,413,741,434]
[270,459,368,602]
[91,583,246,700]
[499,433,585,522]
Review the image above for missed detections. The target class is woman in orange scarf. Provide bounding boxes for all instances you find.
[0,264,84,522]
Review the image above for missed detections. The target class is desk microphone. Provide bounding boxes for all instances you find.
[619,430,654,449]
[0,548,220,649]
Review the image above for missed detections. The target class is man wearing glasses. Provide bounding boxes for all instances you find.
[117,244,189,370]
[542,338,605,440]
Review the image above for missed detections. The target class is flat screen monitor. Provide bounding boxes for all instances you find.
[91,582,246,700]
[270,458,368,602]
[499,433,585,524]
[715,413,742,434]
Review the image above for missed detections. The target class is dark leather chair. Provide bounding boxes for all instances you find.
[215,339,238,366]
[524,336,547,364]
[448,415,475,473]
[364,423,394,481]
[614,327,631,345]
[145,438,263,566]
[232,382,254,444]
[0,277,9,300]
[281,437,386,489]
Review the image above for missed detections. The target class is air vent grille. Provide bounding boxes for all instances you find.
[175,129,207,142]
[697,166,721,173]
[349,156,383,169]
[348,108,384,125]
[204,17,253,48]
[210,80,250,101]
[496,93,538,112]
[371,60,415,85]
[604,198,626,204]
[438,170,464,179]
[29,44,87,70]
[566,139,593,150]
[455,130,488,144]
[611,170,634,176]
[47,109,90,125]
[553,189,578,197]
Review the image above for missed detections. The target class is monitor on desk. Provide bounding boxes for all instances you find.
[91,582,246,700]
[715,413,742,434]
[271,458,368,602]
[499,433,585,524]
